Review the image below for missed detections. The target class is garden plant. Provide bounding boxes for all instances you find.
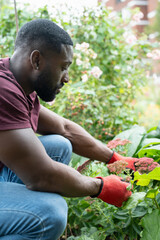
[0,1,160,239]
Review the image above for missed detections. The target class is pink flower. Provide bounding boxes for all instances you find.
[75,42,89,52]
[75,43,81,51]
[125,34,137,45]
[81,42,89,49]
[147,49,160,60]
[135,157,160,174]
[90,66,102,79]
[125,176,132,182]
[132,12,144,22]
[76,58,83,66]
[107,138,131,149]
[81,74,88,82]
[107,160,128,174]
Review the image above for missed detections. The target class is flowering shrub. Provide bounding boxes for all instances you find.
[46,3,157,138]
[147,49,160,60]
[107,138,131,149]
[107,160,128,174]
[134,157,160,174]
[0,3,157,138]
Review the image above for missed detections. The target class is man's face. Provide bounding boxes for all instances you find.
[34,44,73,102]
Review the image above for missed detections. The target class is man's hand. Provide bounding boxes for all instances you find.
[108,152,137,171]
[96,175,132,207]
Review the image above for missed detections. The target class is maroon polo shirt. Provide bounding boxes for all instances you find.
[0,58,40,172]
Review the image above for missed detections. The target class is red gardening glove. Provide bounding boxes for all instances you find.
[96,175,132,207]
[108,152,137,171]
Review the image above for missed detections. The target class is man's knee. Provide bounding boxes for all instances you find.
[61,136,72,159]
[53,135,72,165]
[40,194,68,239]
[39,134,73,165]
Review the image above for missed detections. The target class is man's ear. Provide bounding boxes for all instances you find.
[29,50,41,71]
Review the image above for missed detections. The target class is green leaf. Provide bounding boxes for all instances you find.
[132,206,148,218]
[133,167,160,187]
[146,189,160,199]
[141,209,160,240]
[73,207,82,217]
[114,125,146,156]
[140,138,160,149]
[137,144,160,158]
[122,192,146,210]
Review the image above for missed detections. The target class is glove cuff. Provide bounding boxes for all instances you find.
[90,177,104,198]
[107,151,118,164]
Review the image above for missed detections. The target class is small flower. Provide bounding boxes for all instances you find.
[107,138,131,149]
[107,160,128,174]
[81,42,89,49]
[75,43,81,51]
[76,58,83,66]
[147,49,160,60]
[75,42,90,52]
[92,52,97,59]
[125,176,132,182]
[124,79,132,88]
[114,65,120,70]
[147,52,153,58]
[135,157,160,174]
[132,11,144,22]
[90,66,102,79]
[125,34,137,45]
[153,49,160,60]
[81,74,88,83]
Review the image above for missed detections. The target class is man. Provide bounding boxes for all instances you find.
[0,19,135,240]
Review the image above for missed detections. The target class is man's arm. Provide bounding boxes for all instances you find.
[37,105,113,162]
[0,128,101,197]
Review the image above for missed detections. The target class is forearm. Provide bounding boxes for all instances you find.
[63,119,113,162]
[27,159,101,197]
[37,106,113,162]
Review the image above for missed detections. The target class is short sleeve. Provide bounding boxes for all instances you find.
[0,77,31,131]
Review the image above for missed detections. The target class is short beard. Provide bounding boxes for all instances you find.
[33,71,57,102]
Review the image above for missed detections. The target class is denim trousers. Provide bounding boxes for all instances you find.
[0,134,72,240]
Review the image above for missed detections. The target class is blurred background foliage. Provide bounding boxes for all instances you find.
[0,1,159,141]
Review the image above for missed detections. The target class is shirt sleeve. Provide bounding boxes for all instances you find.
[0,78,31,131]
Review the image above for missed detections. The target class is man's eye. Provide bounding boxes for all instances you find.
[62,67,67,71]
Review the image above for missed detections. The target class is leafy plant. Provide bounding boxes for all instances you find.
[64,123,160,239]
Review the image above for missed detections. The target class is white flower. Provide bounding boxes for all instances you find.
[147,49,160,60]
[75,43,81,51]
[76,58,83,66]
[132,11,144,23]
[92,52,97,59]
[75,42,90,52]
[108,11,117,19]
[81,74,88,83]
[147,52,153,58]
[81,42,90,50]
[124,34,137,45]
[124,79,131,88]
[127,66,132,71]
[148,49,160,60]
[114,65,120,70]
[133,59,140,65]
[90,66,102,79]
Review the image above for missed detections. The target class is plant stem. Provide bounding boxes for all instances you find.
[13,0,19,34]
[153,198,160,209]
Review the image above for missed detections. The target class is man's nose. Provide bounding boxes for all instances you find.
[62,72,69,83]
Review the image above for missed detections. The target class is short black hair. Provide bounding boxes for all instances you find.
[15,19,73,54]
